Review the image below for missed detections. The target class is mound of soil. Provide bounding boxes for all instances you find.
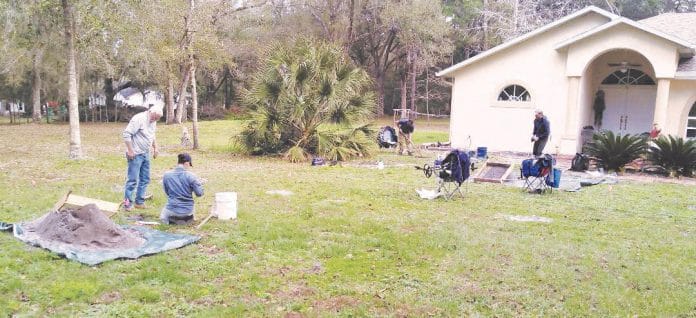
[25,204,144,250]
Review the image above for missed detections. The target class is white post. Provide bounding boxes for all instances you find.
[653,78,671,133]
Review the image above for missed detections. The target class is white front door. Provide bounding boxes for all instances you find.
[600,85,656,135]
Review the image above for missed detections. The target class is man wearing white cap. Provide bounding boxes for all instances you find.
[122,105,163,211]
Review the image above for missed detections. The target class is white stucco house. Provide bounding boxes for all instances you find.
[438,6,696,155]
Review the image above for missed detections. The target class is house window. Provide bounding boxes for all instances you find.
[497,85,531,101]
[687,102,696,139]
[601,69,655,85]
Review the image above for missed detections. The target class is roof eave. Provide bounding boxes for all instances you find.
[437,6,618,78]
[555,17,696,52]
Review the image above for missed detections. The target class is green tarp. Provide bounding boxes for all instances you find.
[3,222,199,266]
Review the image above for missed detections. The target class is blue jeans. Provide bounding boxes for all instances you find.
[124,153,150,206]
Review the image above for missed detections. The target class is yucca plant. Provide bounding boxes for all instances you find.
[585,131,646,172]
[647,135,696,177]
[238,39,377,162]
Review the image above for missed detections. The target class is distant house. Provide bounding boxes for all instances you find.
[113,87,165,110]
[438,6,696,155]
[0,100,26,116]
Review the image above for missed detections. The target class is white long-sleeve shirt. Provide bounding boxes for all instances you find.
[122,111,157,155]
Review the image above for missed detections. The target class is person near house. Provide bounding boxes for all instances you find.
[649,122,661,139]
[396,118,415,155]
[122,106,162,211]
[531,109,550,157]
[160,153,204,225]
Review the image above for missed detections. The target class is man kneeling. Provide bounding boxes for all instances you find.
[160,153,204,225]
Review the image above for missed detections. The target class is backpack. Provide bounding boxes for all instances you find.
[377,126,398,148]
[570,153,589,171]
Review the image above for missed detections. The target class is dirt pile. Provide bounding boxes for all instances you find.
[25,204,144,250]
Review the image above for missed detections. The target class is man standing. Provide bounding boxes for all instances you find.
[531,109,550,157]
[122,106,162,211]
[160,153,204,225]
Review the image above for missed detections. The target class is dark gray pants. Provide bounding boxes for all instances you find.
[533,138,548,157]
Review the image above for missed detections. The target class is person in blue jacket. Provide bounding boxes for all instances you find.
[160,153,204,225]
[531,109,550,157]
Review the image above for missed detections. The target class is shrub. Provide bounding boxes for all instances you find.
[198,105,230,120]
[647,135,696,177]
[585,131,646,172]
[238,39,376,162]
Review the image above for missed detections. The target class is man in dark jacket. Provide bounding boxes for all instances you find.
[531,110,550,157]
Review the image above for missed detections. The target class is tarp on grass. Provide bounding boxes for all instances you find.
[3,222,199,266]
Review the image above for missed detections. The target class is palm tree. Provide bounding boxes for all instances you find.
[648,135,696,177]
[239,39,377,162]
[585,131,645,172]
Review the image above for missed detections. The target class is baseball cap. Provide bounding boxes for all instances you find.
[178,153,192,167]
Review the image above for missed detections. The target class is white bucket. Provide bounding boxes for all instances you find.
[214,192,237,220]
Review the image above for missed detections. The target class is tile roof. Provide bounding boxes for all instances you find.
[678,57,696,73]
[641,13,696,74]
[640,12,696,45]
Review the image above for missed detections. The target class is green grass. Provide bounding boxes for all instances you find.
[0,118,695,316]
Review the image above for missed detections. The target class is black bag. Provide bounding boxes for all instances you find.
[570,153,589,171]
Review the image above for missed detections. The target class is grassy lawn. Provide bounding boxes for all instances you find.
[0,118,695,317]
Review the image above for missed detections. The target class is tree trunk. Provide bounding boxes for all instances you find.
[409,50,417,112]
[190,61,199,149]
[223,68,231,109]
[345,0,355,49]
[31,50,43,123]
[166,75,175,124]
[104,78,115,122]
[375,72,385,116]
[175,67,191,124]
[482,0,489,50]
[62,0,82,159]
[399,75,407,111]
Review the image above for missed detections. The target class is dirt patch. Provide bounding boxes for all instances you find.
[95,291,122,304]
[313,295,360,313]
[24,204,144,250]
[275,283,316,300]
[305,262,324,274]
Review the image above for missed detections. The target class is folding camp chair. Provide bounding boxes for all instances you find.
[417,150,471,200]
[520,155,554,194]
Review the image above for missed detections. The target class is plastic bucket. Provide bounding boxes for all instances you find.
[552,168,561,188]
[214,192,237,220]
[476,147,488,158]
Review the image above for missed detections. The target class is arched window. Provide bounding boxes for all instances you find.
[498,85,531,101]
[687,102,696,139]
[601,68,655,85]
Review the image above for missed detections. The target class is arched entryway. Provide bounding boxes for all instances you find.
[584,49,657,135]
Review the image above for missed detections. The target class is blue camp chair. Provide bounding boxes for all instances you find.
[521,155,555,194]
